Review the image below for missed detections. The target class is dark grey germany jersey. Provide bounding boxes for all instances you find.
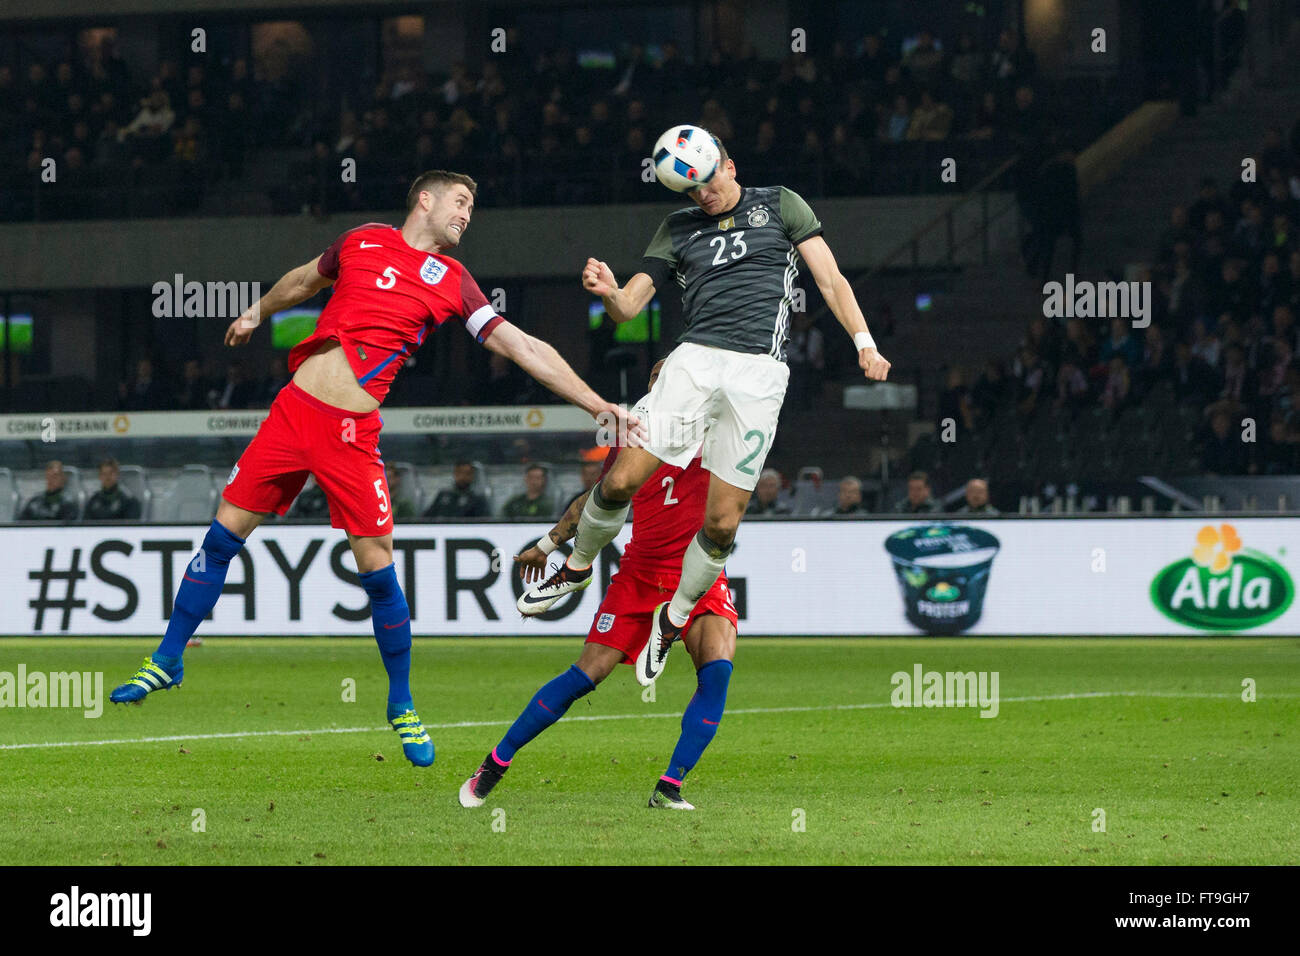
[640,185,823,362]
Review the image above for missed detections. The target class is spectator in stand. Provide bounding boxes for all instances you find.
[1138,324,1174,392]
[209,362,256,409]
[880,94,913,142]
[991,28,1036,91]
[387,468,417,520]
[1189,317,1222,369]
[1200,407,1249,475]
[503,464,554,519]
[562,459,604,513]
[287,476,329,520]
[425,461,488,519]
[907,89,954,141]
[119,357,166,411]
[895,471,940,514]
[904,29,946,87]
[119,89,174,147]
[260,355,290,405]
[786,312,825,410]
[965,90,1003,140]
[1171,340,1218,405]
[1012,346,1048,416]
[834,476,865,515]
[174,358,209,411]
[955,478,999,515]
[84,458,142,520]
[1056,359,1090,414]
[1100,355,1132,412]
[19,461,79,522]
[938,365,976,436]
[746,468,792,516]
[1217,342,1256,410]
[1189,177,1231,233]
[970,359,1011,427]
[1099,317,1143,369]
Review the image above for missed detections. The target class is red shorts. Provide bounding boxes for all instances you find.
[222,382,392,537]
[586,565,739,664]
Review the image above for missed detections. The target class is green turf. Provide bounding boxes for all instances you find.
[1,637,1297,865]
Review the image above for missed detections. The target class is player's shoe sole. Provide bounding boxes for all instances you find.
[459,752,509,808]
[648,780,694,810]
[388,707,435,767]
[110,657,183,704]
[636,603,681,686]
[517,561,592,616]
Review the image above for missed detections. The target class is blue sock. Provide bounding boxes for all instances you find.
[494,665,596,763]
[358,563,413,710]
[663,659,733,785]
[155,520,246,660]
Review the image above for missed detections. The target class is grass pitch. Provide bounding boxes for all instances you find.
[1,637,1297,865]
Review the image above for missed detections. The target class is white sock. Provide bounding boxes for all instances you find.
[667,531,732,627]
[568,485,630,570]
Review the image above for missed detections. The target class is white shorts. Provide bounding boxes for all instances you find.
[636,342,790,492]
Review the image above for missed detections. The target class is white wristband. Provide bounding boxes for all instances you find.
[536,535,557,555]
[854,331,876,352]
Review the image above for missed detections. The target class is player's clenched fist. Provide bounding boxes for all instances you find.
[582,258,618,297]
[860,347,891,381]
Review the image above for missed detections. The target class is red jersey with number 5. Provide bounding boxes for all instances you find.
[288,222,504,403]
[602,444,708,574]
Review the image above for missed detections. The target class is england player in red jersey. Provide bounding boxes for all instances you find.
[459,359,738,810]
[109,170,641,767]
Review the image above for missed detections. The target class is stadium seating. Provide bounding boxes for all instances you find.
[0,469,16,522]
[148,465,218,522]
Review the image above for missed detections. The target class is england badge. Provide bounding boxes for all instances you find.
[420,256,447,285]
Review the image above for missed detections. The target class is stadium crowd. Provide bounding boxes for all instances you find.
[929,126,1300,480]
[1,25,1037,218]
[13,452,993,523]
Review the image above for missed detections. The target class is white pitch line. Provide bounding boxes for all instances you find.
[0,690,1288,752]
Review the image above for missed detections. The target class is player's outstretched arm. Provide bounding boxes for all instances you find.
[224,256,334,346]
[484,319,646,443]
[515,489,591,583]
[796,235,891,381]
[582,258,656,324]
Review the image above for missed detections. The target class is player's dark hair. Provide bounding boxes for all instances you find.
[99,457,119,470]
[525,463,548,477]
[406,170,477,211]
[908,470,930,485]
[454,460,475,469]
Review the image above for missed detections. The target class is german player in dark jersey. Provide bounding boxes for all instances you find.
[520,131,890,683]
[108,170,641,767]
[461,359,736,809]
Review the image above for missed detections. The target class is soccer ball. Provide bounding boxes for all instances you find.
[652,125,720,192]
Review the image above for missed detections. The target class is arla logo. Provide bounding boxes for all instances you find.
[1151,524,1293,631]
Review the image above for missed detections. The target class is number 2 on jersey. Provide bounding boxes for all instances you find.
[736,429,766,476]
[661,475,679,506]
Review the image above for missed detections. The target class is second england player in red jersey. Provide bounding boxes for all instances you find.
[459,359,738,810]
[109,170,642,767]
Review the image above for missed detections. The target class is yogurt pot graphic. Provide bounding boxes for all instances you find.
[885,524,1001,634]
